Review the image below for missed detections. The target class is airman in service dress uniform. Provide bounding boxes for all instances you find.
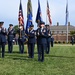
[8,24,15,53]
[18,25,26,53]
[0,22,7,58]
[45,24,51,54]
[36,21,47,62]
[28,24,36,58]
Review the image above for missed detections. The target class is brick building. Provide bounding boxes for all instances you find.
[50,22,75,43]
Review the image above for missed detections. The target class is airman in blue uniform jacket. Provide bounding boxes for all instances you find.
[45,24,51,54]
[0,22,7,58]
[36,21,47,62]
[28,24,36,58]
[18,25,26,53]
[8,24,15,53]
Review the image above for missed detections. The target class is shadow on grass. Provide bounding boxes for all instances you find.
[5,51,38,54]
[5,51,26,53]
[5,53,37,62]
[45,54,75,58]
[12,57,28,61]
[11,57,37,62]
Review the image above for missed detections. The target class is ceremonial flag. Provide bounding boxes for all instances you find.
[65,0,69,43]
[25,0,33,34]
[18,0,24,26]
[47,0,52,25]
[65,0,68,25]
[36,0,42,23]
[27,0,33,17]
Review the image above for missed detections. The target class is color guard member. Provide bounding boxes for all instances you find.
[8,24,15,53]
[0,22,7,58]
[28,24,36,58]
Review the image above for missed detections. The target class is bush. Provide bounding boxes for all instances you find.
[54,41,58,44]
[63,41,66,44]
[58,41,61,44]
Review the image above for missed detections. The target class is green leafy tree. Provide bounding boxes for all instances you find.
[13,25,19,34]
[70,31,75,36]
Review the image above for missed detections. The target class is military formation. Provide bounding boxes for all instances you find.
[0,21,54,62]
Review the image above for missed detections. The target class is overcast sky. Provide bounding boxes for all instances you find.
[0,0,75,29]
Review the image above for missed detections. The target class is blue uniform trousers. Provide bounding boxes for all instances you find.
[51,41,53,47]
[0,43,5,58]
[18,40,24,53]
[28,43,35,58]
[46,41,50,54]
[8,41,13,53]
[38,44,45,62]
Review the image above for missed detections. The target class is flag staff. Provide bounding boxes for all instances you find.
[46,0,52,30]
[46,0,48,25]
[67,22,68,43]
[26,0,33,56]
[66,0,69,43]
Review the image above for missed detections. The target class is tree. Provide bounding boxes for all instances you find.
[70,31,75,36]
[13,25,19,34]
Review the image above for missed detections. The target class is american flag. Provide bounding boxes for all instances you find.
[18,0,24,26]
[47,0,52,25]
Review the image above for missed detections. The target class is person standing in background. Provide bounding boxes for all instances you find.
[71,36,74,45]
[51,36,54,47]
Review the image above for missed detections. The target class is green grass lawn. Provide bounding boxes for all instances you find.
[0,44,75,75]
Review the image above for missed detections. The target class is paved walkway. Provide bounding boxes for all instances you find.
[54,44,75,46]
